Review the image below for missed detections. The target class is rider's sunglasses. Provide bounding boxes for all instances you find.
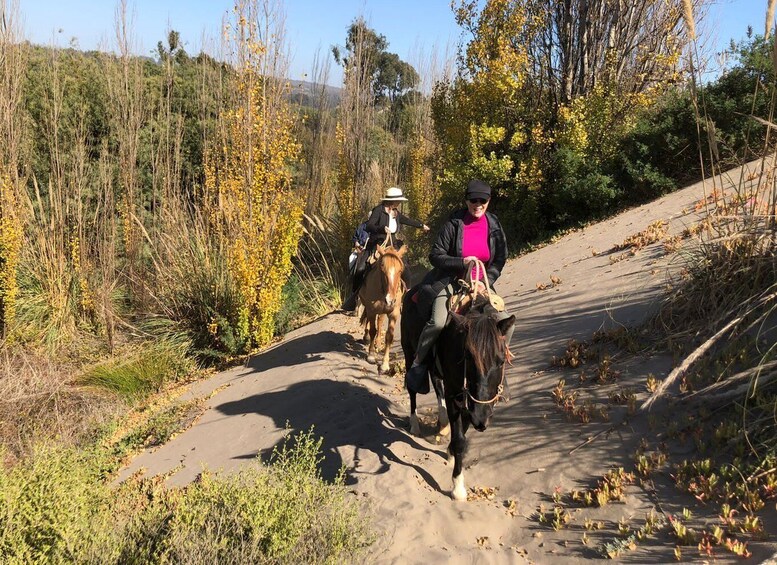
[468,198,489,205]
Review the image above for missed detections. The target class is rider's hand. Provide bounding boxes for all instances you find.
[462,256,478,264]
[422,224,430,232]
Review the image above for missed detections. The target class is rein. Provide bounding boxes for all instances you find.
[449,258,498,314]
[465,258,495,301]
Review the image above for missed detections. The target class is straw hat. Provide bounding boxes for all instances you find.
[382,186,408,202]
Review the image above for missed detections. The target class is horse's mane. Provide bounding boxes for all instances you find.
[464,296,504,375]
[378,247,404,270]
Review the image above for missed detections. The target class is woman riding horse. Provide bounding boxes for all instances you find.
[406,179,515,394]
[351,187,430,296]
[359,244,407,373]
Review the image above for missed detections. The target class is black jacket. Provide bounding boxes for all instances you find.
[365,204,423,248]
[416,209,507,313]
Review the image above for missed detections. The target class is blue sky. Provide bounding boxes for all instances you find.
[17,0,771,85]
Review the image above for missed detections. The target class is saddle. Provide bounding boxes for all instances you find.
[409,260,505,314]
[448,259,505,313]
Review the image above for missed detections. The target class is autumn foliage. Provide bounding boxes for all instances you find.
[433,0,700,242]
[205,1,303,348]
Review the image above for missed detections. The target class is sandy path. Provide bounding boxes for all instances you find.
[119,160,777,563]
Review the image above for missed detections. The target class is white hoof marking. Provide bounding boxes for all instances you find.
[451,473,467,501]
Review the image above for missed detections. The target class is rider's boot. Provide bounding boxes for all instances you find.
[405,361,430,394]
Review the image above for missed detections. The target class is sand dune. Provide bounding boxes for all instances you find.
[119,160,777,563]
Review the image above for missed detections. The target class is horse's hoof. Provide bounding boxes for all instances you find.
[380,362,389,373]
[366,354,376,363]
[451,473,467,501]
[409,415,420,436]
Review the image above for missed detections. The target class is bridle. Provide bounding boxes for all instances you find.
[465,357,507,406]
[448,336,512,410]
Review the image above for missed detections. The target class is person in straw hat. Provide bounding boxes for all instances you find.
[345,186,430,310]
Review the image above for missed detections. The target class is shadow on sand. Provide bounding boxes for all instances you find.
[216,372,443,492]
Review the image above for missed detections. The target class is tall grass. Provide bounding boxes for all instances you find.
[0,348,120,463]
[643,0,777,454]
[140,192,247,362]
[79,339,192,401]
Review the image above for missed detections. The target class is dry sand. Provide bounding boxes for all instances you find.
[119,161,777,563]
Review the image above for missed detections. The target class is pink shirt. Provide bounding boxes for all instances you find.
[461,212,490,280]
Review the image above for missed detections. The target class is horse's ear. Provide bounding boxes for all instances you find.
[497,315,516,337]
[396,245,407,258]
[449,311,467,328]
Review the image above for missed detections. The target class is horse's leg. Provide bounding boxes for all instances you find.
[380,311,397,373]
[366,315,378,363]
[375,314,384,352]
[432,376,450,436]
[446,400,468,501]
[408,390,420,436]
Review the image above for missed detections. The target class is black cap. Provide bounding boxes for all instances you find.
[466,179,491,201]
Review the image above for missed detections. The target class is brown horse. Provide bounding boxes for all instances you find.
[358,245,406,372]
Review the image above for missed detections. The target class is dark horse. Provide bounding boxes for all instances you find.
[401,288,515,500]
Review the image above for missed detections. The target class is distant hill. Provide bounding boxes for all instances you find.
[288,79,342,108]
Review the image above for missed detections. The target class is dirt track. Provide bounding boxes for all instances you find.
[119,161,777,563]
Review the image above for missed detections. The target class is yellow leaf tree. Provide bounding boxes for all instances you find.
[433,0,702,241]
[205,0,303,348]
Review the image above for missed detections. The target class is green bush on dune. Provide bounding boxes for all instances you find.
[0,430,370,564]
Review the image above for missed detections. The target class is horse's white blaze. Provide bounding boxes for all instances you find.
[452,472,467,501]
[409,414,420,436]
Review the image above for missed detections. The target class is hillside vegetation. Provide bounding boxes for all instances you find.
[0,0,774,560]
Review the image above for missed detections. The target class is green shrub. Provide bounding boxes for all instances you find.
[0,445,121,564]
[159,429,370,564]
[549,148,619,225]
[0,430,372,564]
